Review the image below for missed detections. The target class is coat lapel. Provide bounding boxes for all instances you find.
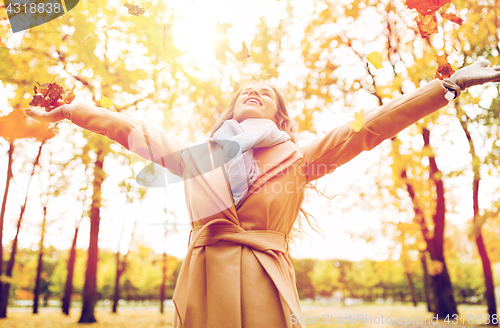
[236,141,303,209]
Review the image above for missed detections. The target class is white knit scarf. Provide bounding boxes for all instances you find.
[211,119,290,205]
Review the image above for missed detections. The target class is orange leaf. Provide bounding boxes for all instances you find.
[234,41,250,61]
[441,13,463,25]
[406,0,451,16]
[415,13,438,38]
[434,54,455,80]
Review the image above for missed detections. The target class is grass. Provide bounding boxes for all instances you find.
[0,304,496,327]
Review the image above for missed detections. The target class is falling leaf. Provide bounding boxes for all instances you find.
[441,13,463,25]
[415,13,438,38]
[366,51,383,69]
[100,96,114,108]
[349,109,365,132]
[124,2,146,16]
[406,0,451,16]
[213,22,233,65]
[434,54,455,80]
[234,42,250,61]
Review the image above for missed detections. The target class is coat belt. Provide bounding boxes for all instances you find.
[172,219,305,328]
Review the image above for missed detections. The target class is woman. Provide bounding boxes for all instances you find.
[26,60,500,328]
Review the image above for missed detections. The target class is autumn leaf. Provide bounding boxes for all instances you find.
[66,86,76,104]
[30,82,71,112]
[366,51,383,69]
[415,13,438,38]
[434,54,455,80]
[406,0,451,16]
[100,96,114,108]
[213,22,232,65]
[441,13,463,25]
[349,109,365,132]
[124,2,146,16]
[235,41,250,61]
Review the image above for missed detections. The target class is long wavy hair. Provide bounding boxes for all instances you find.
[210,81,323,241]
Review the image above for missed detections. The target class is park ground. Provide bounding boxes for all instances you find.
[0,304,496,328]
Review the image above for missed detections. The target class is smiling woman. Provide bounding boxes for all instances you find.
[234,83,279,122]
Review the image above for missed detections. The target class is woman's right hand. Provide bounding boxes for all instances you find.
[24,101,76,123]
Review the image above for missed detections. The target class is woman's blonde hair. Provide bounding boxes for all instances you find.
[210,81,323,241]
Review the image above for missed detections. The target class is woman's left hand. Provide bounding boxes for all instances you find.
[450,59,500,90]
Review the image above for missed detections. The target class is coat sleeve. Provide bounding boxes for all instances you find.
[298,79,449,182]
[69,103,185,177]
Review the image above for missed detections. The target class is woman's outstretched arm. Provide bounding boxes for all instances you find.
[25,102,185,177]
[299,60,500,182]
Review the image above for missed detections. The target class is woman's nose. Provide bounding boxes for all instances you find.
[248,89,261,97]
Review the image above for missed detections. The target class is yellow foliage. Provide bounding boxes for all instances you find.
[428,259,444,276]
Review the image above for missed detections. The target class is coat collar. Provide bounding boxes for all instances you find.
[235,140,303,209]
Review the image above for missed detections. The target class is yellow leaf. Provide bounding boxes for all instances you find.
[349,109,365,132]
[366,51,383,69]
[235,41,250,61]
[100,96,114,108]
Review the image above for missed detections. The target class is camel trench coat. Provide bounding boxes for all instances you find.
[69,79,449,328]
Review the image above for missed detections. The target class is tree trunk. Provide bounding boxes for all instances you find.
[458,113,498,326]
[422,128,458,318]
[112,253,123,314]
[420,251,433,312]
[0,141,43,318]
[0,142,14,317]
[79,150,105,324]
[404,269,418,306]
[33,206,47,314]
[62,225,79,315]
[160,252,167,314]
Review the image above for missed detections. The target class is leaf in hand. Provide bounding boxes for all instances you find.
[124,2,146,16]
[234,42,250,61]
[349,109,365,132]
[415,13,438,38]
[366,52,383,69]
[434,54,455,80]
[65,86,76,104]
[213,22,232,65]
[30,82,67,112]
[441,13,463,25]
[406,0,451,16]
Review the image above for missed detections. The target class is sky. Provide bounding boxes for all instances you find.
[1,0,498,262]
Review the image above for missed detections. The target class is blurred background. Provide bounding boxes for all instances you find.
[0,0,499,325]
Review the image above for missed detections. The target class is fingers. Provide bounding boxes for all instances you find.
[493,65,500,71]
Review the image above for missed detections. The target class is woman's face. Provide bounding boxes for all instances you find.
[233,83,278,123]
